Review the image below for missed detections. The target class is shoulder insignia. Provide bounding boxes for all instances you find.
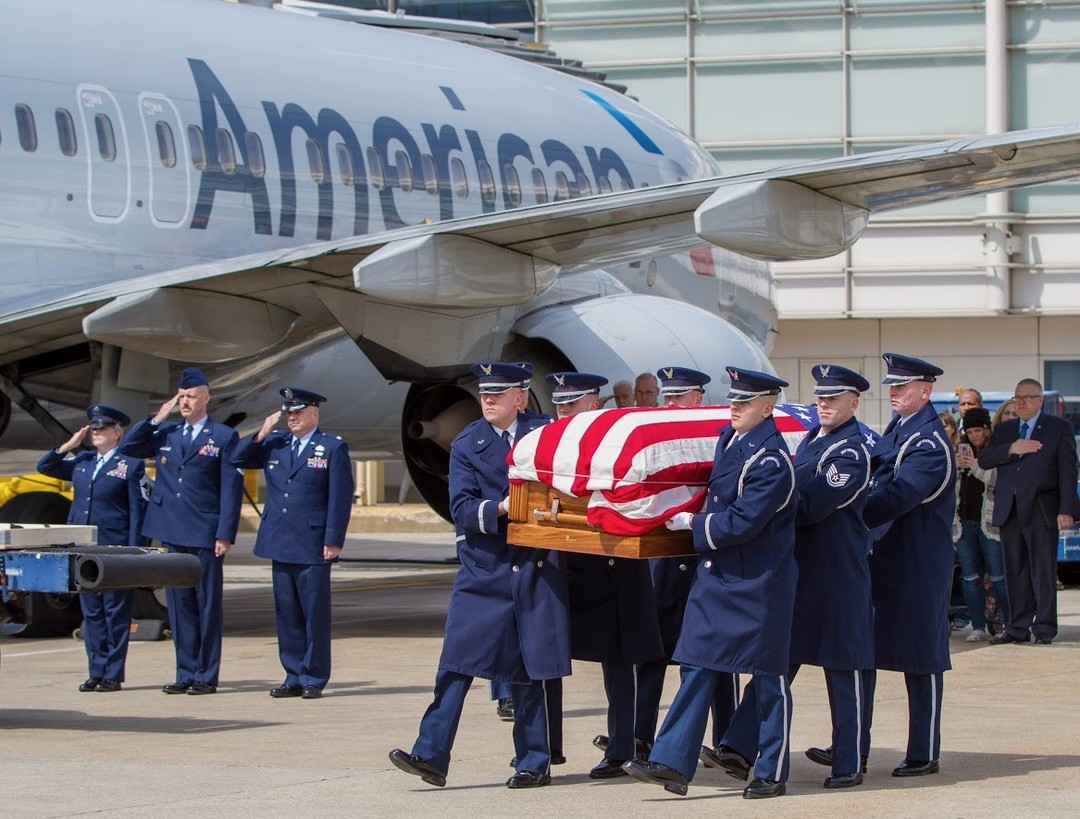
[914,438,938,450]
[839,447,861,461]
[759,454,781,468]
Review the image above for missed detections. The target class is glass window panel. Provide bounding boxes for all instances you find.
[188,125,206,171]
[245,132,266,177]
[94,113,116,161]
[337,142,355,186]
[542,0,686,22]
[694,16,841,57]
[478,159,496,204]
[696,1,843,12]
[1013,180,1080,216]
[1046,360,1080,396]
[216,128,237,175]
[306,139,325,183]
[849,54,983,137]
[15,104,37,152]
[709,145,841,177]
[503,163,522,207]
[1012,51,1080,130]
[546,24,687,62]
[56,108,77,157]
[1012,5,1080,45]
[450,156,468,198]
[155,121,176,168]
[531,167,549,204]
[367,146,385,190]
[421,153,439,194]
[395,149,413,192]
[849,10,983,50]
[851,0,969,6]
[694,59,843,141]
[603,65,688,132]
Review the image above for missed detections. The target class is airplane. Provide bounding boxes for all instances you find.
[3,0,1080,535]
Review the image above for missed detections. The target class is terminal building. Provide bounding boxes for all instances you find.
[367,0,1080,427]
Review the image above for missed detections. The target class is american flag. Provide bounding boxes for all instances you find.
[509,405,818,536]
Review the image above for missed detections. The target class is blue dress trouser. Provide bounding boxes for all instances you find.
[165,543,224,687]
[272,561,332,689]
[715,673,792,782]
[636,660,739,747]
[491,677,563,754]
[861,669,943,763]
[80,589,134,682]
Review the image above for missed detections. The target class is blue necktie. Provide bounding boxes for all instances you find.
[92,455,106,479]
[501,430,512,448]
[1019,421,1030,440]
[291,438,301,467]
[181,425,193,457]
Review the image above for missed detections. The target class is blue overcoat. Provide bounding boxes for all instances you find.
[675,416,797,677]
[440,411,571,683]
[36,448,148,548]
[232,429,354,563]
[788,416,874,670]
[648,556,698,658]
[120,418,244,548]
[864,402,956,674]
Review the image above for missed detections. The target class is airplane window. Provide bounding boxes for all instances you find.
[155,121,176,168]
[15,104,37,152]
[478,159,496,206]
[554,170,570,202]
[576,173,593,198]
[395,150,413,192]
[503,163,522,208]
[216,128,237,175]
[336,143,354,187]
[450,157,468,199]
[597,174,613,195]
[94,113,116,162]
[367,147,385,190]
[421,154,438,194]
[531,168,548,204]
[245,132,265,178]
[306,139,326,183]
[55,109,77,157]
[187,125,207,171]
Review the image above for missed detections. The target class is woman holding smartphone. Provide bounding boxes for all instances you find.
[953,407,1010,641]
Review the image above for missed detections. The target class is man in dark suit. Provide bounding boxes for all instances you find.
[390,361,570,790]
[120,367,244,695]
[625,367,796,799]
[38,404,148,692]
[979,378,1077,646]
[232,387,354,699]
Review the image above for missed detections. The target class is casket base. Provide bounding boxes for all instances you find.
[506,480,694,559]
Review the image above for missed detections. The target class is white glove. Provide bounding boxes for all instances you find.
[499,496,511,515]
[665,512,694,531]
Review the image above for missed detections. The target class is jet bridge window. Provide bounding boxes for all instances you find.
[421,153,438,194]
[306,138,325,183]
[395,150,413,192]
[367,147,385,190]
[503,164,522,208]
[245,132,265,177]
[155,121,176,168]
[450,157,468,199]
[187,125,207,171]
[15,104,37,152]
[94,113,116,161]
[532,168,548,204]
[216,128,237,175]
[478,159,496,206]
[55,108,77,157]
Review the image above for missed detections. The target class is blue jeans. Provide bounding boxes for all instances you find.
[956,520,1010,630]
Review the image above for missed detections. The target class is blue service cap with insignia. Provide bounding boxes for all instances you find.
[657,366,711,397]
[280,387,327,412]
[725,366,788,402]
[812,363,870,396]
[86,404,131,429]
[472,361,533,394]
[881,352,943,386]
[544,371,608,404]
[178,367,209,389]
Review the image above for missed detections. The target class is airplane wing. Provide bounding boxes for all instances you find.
[4,123,1080,368]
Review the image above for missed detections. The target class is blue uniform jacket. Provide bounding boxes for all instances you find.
[864,402,956,674]
[440,411,571,683]
[120,418,244,548]
[788,416,874,670]
[232,429,354,563]
[37,448,148,548]
[675,416,797,677]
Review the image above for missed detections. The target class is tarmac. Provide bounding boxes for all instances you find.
[2,525,1079,818]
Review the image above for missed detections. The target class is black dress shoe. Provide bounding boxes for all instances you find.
[635,739,653,761]
[95,679,122,692]
[592,734,609,751]
[699,744,751,781]
[551,751,566,765]
[892,759,939,777]
[589,758,629,779]
[805,746,868,773]
[990,631,1030,645]
[743,777,785,799]
[824,772,864,789]
[506,770,551,788]
[188,682,217,695]
[1034,635,1053,645]
[301,686,322,699]
[270,684,303,698]
[162,682,191,694]
[388,749,447,787]
[79,677,102,693]
[622,759,689,796]
[496,698,515,720]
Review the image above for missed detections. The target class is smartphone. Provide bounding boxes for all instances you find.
[958,443,973,459]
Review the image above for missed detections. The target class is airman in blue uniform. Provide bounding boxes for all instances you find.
[545,372,665,780]
[120,367,244,695]
[390,362,570,790]
[232,387,354,699]
[37,404,147,692]
[625,367,796,799]
[861,353,956,777]
[633,367,739,760]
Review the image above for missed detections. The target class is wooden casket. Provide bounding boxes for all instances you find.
[506,479,694,559]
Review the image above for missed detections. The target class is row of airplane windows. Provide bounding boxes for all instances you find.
[4,103,631,205]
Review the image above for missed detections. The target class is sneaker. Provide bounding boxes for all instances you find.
[950,618,971,632]
[965,629,987,642]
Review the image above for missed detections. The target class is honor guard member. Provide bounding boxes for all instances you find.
[37,405,148,693]
[120,367,244,695]
[628,367,739,762]
[232,388,354,699]
[546,372,665,779]
[390,362,571,790]
[859,353,956,777]
[625,367,796,799]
